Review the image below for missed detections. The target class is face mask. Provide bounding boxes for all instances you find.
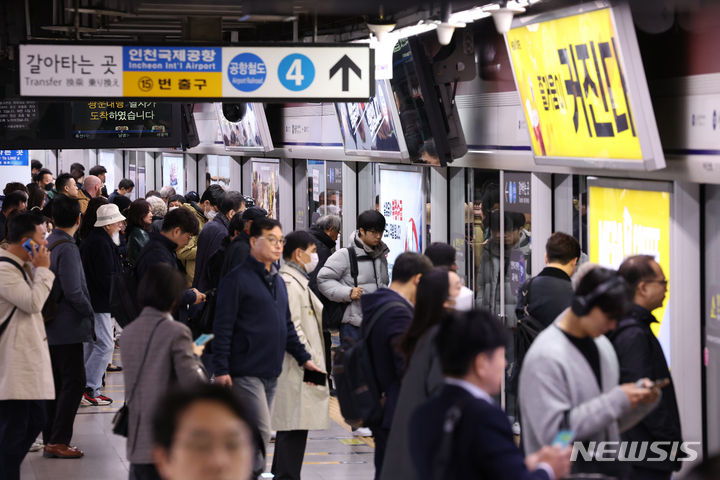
[304,252,319,273]
[206,209,217,220]
[111,231,121,246]
[44,183,54,191]
[168,206,178,212]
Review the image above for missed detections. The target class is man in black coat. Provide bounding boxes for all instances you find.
[308,214,341,385]
[79,203,124,406]
[517,232,581,328]
[610,255,682,479]
[194,191,244,292]
[409,310,570,480]
[136,208,205,321]
[220,207,267,278]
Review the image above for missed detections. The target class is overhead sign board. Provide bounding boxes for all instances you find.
[505,2,665,170]
[19,44,374,101]
[0,150,29,166]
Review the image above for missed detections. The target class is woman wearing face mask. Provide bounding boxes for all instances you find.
[380,268,462,480]
[271,230,328,480]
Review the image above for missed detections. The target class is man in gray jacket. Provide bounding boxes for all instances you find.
[317,209,390,345]
[519,266,662,479]
[43,195,94,459]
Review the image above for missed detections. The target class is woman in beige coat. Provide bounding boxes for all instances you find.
[271,231,329,480]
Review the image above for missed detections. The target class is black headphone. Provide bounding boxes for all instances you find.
[571,275,625,316]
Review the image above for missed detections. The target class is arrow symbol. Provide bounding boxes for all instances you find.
[329,55,361,92]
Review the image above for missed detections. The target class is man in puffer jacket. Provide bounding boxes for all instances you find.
[317,210,389,345]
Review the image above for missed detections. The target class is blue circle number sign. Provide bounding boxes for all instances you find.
[278,54,315,91]
[228,53,266,92]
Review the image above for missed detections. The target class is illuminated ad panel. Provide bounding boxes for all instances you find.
[505,2,665,170]
[588,182,671,362]
[379,168,424,273]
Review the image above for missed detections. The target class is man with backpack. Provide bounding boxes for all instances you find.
[610,255,682,480]
[360,252,433,477]
[516,232,581,329]
[43,195,94,458]
[317,210,390,345]
[0,212,54,480]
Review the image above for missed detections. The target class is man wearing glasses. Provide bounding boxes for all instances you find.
[212,216,323,477]
[610,255,681,480]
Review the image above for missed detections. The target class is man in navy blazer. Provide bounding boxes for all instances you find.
[409,310,571,480]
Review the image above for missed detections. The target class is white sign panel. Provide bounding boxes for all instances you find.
[222,46,371,99]
[20,45,123,97]
[379,169,424,273]
[19,44,372,101]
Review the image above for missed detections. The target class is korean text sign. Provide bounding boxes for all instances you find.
[19,44,372,101]
[507,7,644,161]
[588,184,671,359]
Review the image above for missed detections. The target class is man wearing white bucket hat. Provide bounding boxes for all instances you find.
[79,203,125,407]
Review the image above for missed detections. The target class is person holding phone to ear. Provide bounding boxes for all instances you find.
[270,231,329,480]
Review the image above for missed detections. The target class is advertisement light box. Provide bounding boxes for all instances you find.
[505,2,665,170]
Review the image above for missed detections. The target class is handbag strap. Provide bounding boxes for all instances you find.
[0,257,29,340]
[125,318,166,406]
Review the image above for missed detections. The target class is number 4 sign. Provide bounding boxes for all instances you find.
[221,45,373,101]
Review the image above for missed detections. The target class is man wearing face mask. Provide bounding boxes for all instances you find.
[177,185,225,284]
[79,203,124,406]
[271,230,329,480]
[193,191,244,293]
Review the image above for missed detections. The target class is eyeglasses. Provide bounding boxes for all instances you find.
[647,278,668,287]
[261,235,285,246]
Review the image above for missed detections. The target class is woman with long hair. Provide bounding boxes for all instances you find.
[381,267,462,480]
[124,199,152,265]
[397,268,460,366]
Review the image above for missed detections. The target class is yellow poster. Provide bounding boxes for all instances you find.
[588,185,670,339]
[507,8,643,160]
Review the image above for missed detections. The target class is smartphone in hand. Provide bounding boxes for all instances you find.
[194,333,214,347]
[22,239,38,256]
[552,430,574,448]
[303,369,327,386]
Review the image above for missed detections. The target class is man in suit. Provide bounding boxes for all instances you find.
[409,310,570,480]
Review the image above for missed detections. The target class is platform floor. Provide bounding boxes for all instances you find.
[21,348,377,480]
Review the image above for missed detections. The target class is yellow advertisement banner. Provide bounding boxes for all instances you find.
[507,8,643,160]
[588,185,670,338]
[123,71,221,97]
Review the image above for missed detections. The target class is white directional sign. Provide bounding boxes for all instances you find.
[19,44,374,101]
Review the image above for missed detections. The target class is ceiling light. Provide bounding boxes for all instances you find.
[367,22,396,43]
[484,2,527,34]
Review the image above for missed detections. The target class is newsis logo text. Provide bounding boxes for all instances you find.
[571,442,701,463]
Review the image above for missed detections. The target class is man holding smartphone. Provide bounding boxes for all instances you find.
[611,255,682,479]
[0,212,54,480]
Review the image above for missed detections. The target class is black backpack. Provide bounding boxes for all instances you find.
[332,300,410,428]
[510,277,544,391]
[321,247,360,331]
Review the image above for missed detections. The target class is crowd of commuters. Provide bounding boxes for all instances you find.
[0,161,705,480]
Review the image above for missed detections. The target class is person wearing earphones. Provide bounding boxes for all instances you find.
[518,266,662,479]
